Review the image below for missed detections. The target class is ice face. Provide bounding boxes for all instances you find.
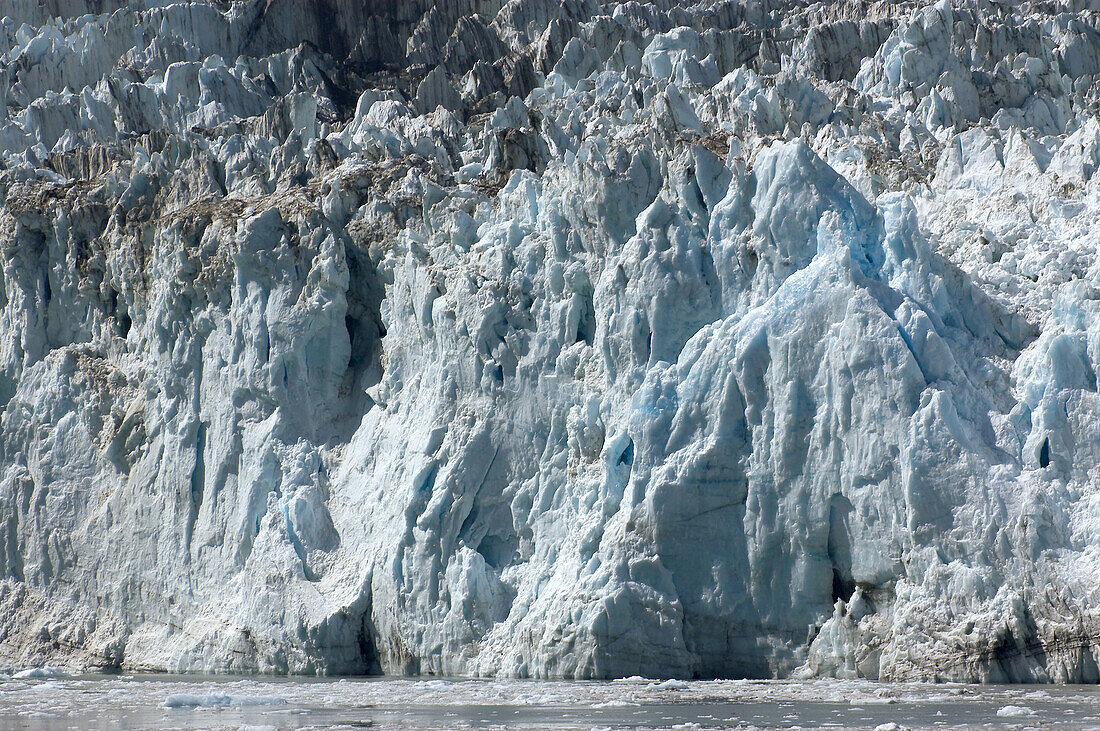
[0,0,1099,683]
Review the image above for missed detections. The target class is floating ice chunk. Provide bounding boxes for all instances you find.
[163,694,288,708]
[13,667,68,679]
[996,705,1036,717]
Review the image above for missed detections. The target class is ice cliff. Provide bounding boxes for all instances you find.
[1,0,1100,682]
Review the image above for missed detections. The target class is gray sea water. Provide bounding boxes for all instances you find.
[0,673,1096,730]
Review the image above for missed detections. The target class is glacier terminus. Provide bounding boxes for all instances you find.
[0,0,1099,684]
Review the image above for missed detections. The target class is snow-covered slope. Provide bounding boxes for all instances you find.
[1,0,1100,682]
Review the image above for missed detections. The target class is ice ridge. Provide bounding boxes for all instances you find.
[0,0,1099,682]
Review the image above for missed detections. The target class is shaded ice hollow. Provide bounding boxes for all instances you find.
[0,0,1099,683]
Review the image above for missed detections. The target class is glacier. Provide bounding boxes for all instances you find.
[0,0,1099,683]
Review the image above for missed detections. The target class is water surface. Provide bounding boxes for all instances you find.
[0,673,1096,729]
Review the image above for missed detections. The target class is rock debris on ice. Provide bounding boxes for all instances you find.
[0,0,1099,682]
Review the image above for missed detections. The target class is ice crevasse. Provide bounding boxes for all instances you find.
[0,0,1098,682]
